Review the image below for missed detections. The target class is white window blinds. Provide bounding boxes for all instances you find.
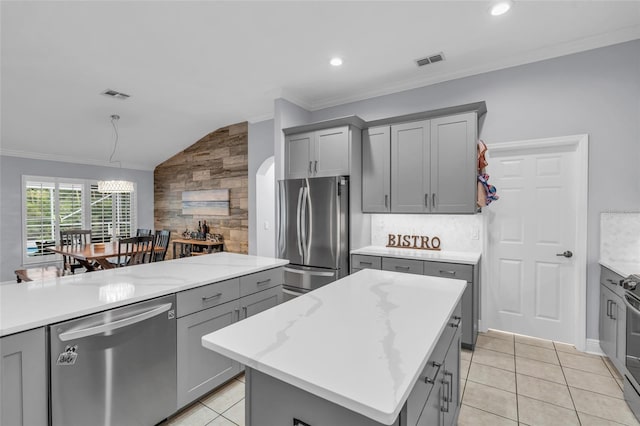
[22,176,137,264]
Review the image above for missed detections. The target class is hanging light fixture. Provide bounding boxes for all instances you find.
[98,114,134,193]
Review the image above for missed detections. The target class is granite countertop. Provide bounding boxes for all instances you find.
[202,268,466,425]
[351,245,481,264]
[599,260,640,278]
[0,253,288,337]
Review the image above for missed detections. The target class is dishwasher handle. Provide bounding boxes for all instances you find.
[58,303,173,342]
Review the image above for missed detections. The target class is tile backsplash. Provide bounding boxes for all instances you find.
[600,212,640,263]
[370,214,484,252]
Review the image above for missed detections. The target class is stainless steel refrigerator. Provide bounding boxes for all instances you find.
[277,176,349,299]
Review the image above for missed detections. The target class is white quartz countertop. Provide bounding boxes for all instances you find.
[0,253,288,337]
[599,260,640,278]
[351,245,481,264]
[202,268,466,425]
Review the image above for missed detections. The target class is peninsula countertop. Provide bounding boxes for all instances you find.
[202,268,466,425]
[0,253,288,337]
[351,245,481,264]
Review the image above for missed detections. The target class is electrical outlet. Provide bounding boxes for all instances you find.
[471,228,479,240]
[293,419,311,426]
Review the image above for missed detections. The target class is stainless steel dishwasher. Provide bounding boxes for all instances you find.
[49,294,177,426]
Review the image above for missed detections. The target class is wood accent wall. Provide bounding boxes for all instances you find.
[154,122,248,258]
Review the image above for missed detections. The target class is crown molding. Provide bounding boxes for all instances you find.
[307,26,640,111]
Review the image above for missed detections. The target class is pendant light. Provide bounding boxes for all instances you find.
[98,114,134,193]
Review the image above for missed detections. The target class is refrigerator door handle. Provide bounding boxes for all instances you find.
[305,183,313,264]
[296,186,304,257]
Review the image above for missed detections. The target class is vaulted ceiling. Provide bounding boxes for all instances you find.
[2,1,639,170]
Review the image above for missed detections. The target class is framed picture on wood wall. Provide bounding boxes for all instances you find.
[181,189,230,216]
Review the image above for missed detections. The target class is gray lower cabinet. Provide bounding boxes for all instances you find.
[0,327,48,426]
[176,267,284,409]
[177,300,242,408]
[599,267,626,374]
[246,300,461,426]
[352,254,479,349]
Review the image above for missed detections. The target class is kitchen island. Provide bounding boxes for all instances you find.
[202,268,466,426]
[0,252,288,426]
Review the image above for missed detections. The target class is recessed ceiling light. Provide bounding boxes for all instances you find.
[330,57,343,67]
[490,0,512,16]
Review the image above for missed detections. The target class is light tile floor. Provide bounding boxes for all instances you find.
[161,331,640,426]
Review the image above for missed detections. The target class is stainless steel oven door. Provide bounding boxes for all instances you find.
[625,293,640,385]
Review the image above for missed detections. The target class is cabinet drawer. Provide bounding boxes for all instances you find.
[601,267,624,294]
[382,257,423,275]
[240,268,283,297]
[423,261,473,282]
[351,255,381,270]
[177,279,240,317]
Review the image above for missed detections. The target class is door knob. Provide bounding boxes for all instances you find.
[556,250,573,258]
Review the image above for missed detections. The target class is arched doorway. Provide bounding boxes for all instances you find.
[256,156,275,257]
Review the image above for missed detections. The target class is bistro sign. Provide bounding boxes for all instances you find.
[386,234,441,251]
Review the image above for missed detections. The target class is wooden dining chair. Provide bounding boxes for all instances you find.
[113,236,154,267]
[153,230,171,262]
[60,229,92,274]
[136,228,152,237]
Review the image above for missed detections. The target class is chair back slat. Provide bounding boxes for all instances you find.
[153,230,171,262]
[59,229,92,274]
[117,236,154,267]
[136,228,152,237]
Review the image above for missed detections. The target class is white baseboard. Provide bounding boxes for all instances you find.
[585,338,605,356]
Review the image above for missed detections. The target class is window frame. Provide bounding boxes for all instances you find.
[21,175,138,265]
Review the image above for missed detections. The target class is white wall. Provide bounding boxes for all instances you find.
[256,157,275,257]
[274,40,640,340]
[0,156,154,282]
[248,119,275,255]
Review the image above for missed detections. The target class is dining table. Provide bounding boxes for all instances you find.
[46,241,164,271]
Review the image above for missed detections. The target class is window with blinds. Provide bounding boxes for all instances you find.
[90,185,134,242]
[22,176,137,264]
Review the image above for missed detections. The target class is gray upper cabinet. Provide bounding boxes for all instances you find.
[285,131,314,179]
[362,110,480,214]
[391,120,431,213]
[430,113,477,213]
[362,126,391,212]
[1,327,48,426]
[285,126,350,179]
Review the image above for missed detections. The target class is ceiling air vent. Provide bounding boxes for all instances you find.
[416,52,445,67]
[101,89,131,100]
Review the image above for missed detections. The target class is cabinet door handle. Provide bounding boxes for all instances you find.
[242,306,248,318]
[450,316,462,328]
[308,161,312,174]
[202,293,222,302]
[444,371,453,402]
[395,265,410,270]
[611,302,617,320]
[606,278,620,286]
[439,270,456,276]
[433,193,437,210]
[425,362,442,384]
[235,308,240,321]
[441,380,450,413]
[359,261,373,266]
[384,194,388,208]
[606,299,612,318]
[314,160,318,174]
[425,193,429,208]
[256,278,271,286]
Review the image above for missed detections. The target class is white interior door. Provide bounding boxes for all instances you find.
[485,135,587,345]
